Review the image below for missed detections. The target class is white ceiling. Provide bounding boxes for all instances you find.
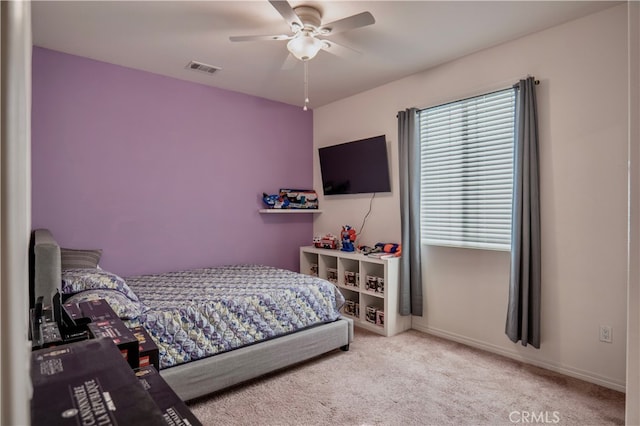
[32,1,618,109]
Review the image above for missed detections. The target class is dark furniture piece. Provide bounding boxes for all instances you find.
[31,338,167,425]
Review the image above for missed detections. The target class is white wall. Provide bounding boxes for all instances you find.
[314,4,629,391]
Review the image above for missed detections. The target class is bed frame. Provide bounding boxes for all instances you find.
[30,228,353,401]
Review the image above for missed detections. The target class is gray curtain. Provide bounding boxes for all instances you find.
[398,108,423,316]
[506,77,541,348]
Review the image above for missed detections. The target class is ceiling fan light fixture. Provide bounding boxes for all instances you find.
[287,31,323,61]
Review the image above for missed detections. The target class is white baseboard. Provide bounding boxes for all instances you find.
[411,324,626,393]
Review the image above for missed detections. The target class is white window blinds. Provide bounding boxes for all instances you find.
[419,88,516,250]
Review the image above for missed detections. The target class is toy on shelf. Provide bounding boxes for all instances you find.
[278,189,318,209]
[313,234,339,250]
[263,189,318,210]
[376,243,401,256]
[340,225,357,252]
[262,193,289,209]
[358,242,402,257]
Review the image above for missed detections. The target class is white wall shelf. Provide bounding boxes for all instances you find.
[300,246,411,337]
[259,209,323,214]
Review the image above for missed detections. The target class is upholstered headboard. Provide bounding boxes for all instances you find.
[30,229,62,308]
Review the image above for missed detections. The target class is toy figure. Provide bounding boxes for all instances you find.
[262,193,289,209]
[340,225,357,252]
[314,234,338,249]
[375,242,401,256]
[358,243,402,257]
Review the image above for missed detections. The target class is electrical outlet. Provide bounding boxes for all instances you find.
[599,325,612,343]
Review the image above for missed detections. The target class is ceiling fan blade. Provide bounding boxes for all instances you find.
[268,0,303,31]
[229,34,291,42]
[319,12,375,35]
[319,39,361,58]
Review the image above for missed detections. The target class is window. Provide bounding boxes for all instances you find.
[419,88,516,250]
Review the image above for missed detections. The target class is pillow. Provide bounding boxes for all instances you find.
[62,268,139,302]
[61,248,102,270]
[66,289,143,320]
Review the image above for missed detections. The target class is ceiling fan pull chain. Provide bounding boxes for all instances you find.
[303,60,310,111]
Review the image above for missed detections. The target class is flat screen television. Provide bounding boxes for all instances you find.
[319,135,391,195]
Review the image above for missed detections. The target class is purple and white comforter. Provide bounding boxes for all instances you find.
[123,265,345,370]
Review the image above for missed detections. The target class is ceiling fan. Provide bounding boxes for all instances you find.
[229,0,376,63]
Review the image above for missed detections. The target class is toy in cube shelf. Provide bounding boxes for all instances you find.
[313,234,339,250]
[340,225,357,252]
[366,306,377,324]
[327,268,338,283]
[365,306,383,326]
[344,300,356,316]
[365,275,378,292]
[364,275,384,294]
[344,271,357,287]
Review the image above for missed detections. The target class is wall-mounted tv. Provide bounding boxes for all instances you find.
[319,135,391,195]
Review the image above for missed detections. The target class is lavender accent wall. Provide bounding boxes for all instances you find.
[31,47,314,276]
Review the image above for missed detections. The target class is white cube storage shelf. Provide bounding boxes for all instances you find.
[300,246,411,337]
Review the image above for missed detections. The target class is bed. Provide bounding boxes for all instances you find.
[30,228,353,401]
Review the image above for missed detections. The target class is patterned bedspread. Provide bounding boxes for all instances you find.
[124,265,345,370]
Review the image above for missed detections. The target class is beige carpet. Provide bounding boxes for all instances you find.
[188,329,625,426]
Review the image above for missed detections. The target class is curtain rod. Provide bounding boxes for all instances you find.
[513,79,540,89]
[406,77,540,114]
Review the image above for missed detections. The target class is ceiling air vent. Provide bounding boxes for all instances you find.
[186,60,221,75]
